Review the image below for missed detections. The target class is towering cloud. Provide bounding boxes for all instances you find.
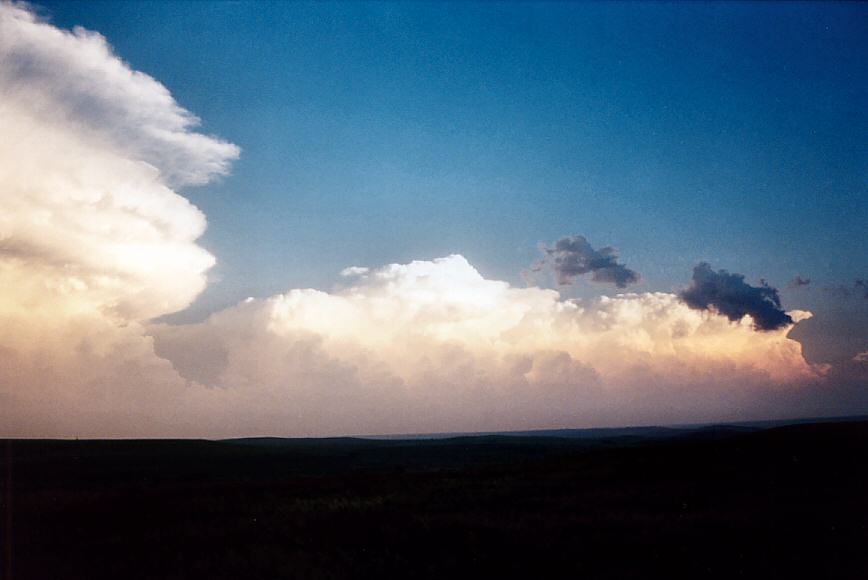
[0,2,238,319]
[679,263,793,331]
[538,235,640,288]
[0,3,236,436]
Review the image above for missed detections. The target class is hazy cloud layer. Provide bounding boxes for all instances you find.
[538,235,640,288]
[679,263,793,331]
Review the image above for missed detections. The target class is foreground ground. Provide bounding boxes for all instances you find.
[3,420,867,579]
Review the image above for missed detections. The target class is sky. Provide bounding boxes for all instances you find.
[0,1,866,437]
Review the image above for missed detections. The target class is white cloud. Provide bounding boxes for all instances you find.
[340,266,370,277]
[0,3,239,187]
[0,2,234,436]
[150,255,825,436]
[0,2,240,320]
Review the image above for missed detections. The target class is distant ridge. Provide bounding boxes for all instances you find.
[214,413,868,444]
[351,413,868,442]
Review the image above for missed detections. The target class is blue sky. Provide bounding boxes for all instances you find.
[38,1,867,352]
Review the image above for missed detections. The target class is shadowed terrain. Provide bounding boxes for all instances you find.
[3,419,867,579]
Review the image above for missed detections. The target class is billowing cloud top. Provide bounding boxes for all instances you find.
[0,2,235,436]
[149,255,821,436]
[0,3,239,187]
[0,2,239,320]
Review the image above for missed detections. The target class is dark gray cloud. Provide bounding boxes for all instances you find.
[679,263,793,331]
[856,279,868,299]
[539,235,640,288]
[787,275,811,289]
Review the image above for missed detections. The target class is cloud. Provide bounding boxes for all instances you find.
[0,3,237,436]
[149,255,826,437]
[537,235,640,288]
[856,279,868,299]
[679,263,793,331]
[787,276,811,289]
[340,266,370,277]
[0,3,238,187]
[0,3,240,319]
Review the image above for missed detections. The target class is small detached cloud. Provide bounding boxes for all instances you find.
[679,263,793,331]
[787,276,811,289]
[340,266,370,277]
[537,235,640,288]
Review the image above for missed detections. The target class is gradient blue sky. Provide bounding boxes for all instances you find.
[38,1,867,362]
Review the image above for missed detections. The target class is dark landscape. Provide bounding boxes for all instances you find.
[3,418,867,579]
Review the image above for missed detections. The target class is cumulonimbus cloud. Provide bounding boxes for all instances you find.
[536,235,640,288]
[679,263,793,331]
[149,255,824,436]
[0,2,239,320]
[0,2,235,436]
[0,3,842,438]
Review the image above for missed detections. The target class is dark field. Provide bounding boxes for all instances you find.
[3,420,867,579]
